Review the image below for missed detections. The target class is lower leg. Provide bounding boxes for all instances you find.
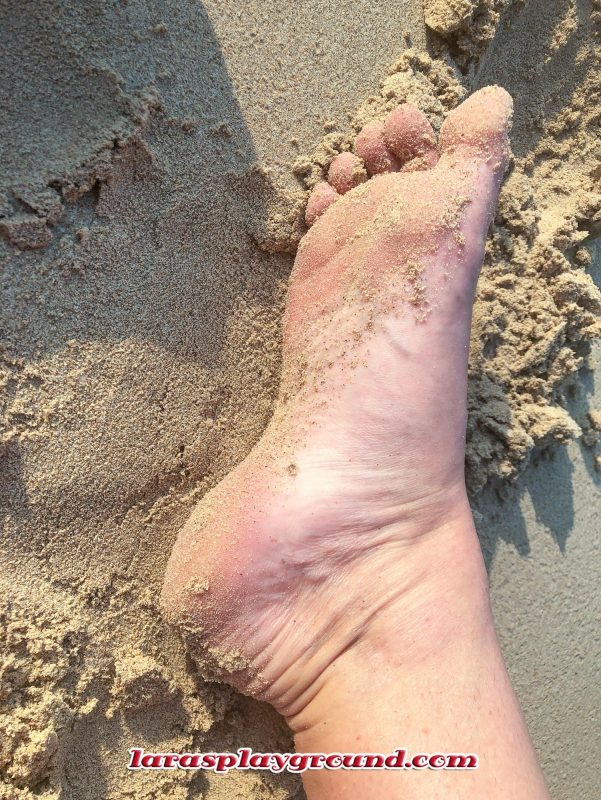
[293,513,549,799]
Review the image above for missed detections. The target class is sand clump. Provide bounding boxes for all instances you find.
[424,0,528,73]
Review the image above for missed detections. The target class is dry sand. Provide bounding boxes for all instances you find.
[1,1,600,799]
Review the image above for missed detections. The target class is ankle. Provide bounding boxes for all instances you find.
[279,508,492,727]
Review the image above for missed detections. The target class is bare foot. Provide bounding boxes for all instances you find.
[162,87,513,724]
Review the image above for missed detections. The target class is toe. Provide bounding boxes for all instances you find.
[328,152,368,194]
[354,120,400,175]
[435,87,514,265]
[383,104,439,171]
[305,181,340,227]
[438,86,513,175]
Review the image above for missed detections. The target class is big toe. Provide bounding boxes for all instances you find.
[439,86,513,173]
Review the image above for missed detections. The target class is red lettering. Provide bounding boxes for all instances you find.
[288,754,311,772]
[141,753,165,768]
[238,748,251,768]
[412,754,429,769]
[429,754,446,769]
[249,754,272,768]
[215,754,237,773]
[309,754,326,768]
[447,754,478,768]
[384,749,407,768]
[364,754,385,768]
[270,754,290,772]
[128,748,143,769]
[342,754,365,768]
[325,754,342,769]
[179,754,201,768]
[202,755,216,768]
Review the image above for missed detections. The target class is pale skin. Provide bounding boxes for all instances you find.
[162,87,552,798]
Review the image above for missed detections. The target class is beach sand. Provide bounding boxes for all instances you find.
[1,1,600,798]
